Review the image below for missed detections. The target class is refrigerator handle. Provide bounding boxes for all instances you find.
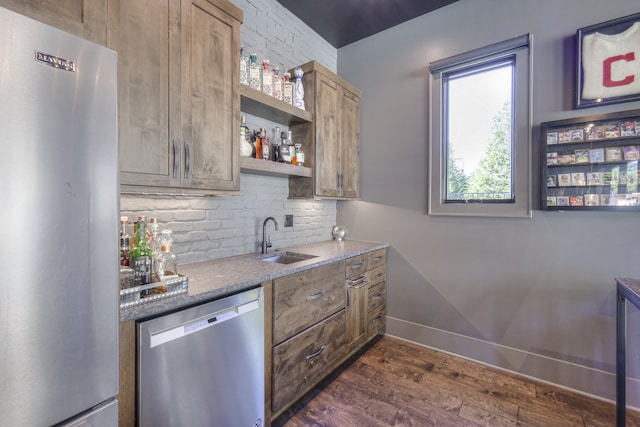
[173,139,180,179]
[184,141,191,179]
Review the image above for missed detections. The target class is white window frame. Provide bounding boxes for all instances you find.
[428,34,533,218]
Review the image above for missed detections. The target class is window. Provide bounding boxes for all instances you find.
[429,34,532,217]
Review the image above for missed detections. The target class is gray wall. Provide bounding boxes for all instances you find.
[337,0,640,404]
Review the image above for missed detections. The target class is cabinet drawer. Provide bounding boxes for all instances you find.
[367,264,386,286]
[368,281,386,312]
[367,249,386,270]
[345,255,366,279]
[368,303,385,339]
[273,261,345,344]
[272,310,347,413]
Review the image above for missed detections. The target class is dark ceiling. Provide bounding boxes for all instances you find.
[275,0,459,48]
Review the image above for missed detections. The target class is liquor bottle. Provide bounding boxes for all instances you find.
[131,216,153,295]
[239,45,249,85]
[255,128,263,159]
[272,127,281,162]
[294,143,305,166]
[283,72,294,105]
[239,116,253,157]
[147,218,161,283]
[279,131,291,163]
[155,229,179,282]
[273,67,283,101]
[261,59,273,97]
[261,129,270,161]
[249,53,261,91]
[294,67,305,110]
[120,216,131,266]
[129,220,138,252]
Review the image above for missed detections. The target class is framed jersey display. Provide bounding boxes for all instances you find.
[577,13,640,108]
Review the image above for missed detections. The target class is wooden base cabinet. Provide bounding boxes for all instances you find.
[271,261,346,415]
[270,249,387,420]
[289,61,361,199]
[109,0,242,194]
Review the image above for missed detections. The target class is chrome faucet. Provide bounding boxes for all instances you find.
[262,217,279,254]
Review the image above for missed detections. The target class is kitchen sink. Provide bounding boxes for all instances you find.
[261,252,318,265]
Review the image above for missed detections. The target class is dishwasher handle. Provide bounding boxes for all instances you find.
[148,298,261,348]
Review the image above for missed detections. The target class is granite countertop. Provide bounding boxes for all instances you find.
[121,239,388,322]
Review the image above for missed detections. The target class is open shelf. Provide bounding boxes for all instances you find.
[240,157,312,178]
[240,85,312,125]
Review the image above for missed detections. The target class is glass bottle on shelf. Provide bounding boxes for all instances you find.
[249,53,261,91]
[120,216,130,266]
[147,218,161,282]
[239,45,249,85]
[261,129,270,161]
[239,116,253,157]
[261,59,273,97]
[129,220,137,252]
[294,143,305,166]
[294,67,305,110]
[272,127,281,162]
[255,128,263,159]
[155,229,179,282]
[119,216,135,291]
[131,216,152,295]
[279,130,291,163]
[273,67,283,101]
[283,72,294,105]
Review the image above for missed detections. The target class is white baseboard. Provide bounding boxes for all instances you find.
[386,316,640,411]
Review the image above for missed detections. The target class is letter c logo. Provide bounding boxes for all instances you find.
[603,52,636,87]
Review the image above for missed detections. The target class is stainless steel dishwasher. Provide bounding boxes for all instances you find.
[138,286,265,427]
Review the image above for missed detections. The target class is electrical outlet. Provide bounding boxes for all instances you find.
[285,214,293,227]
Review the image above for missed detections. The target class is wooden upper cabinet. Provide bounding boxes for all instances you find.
[109,0,242,194]
[181,0,241,191]
[0,0,107,45]
[290,61,361,199]
[109,0,179,189]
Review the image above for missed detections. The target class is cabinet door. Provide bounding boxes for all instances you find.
[0,0,107,45]
[109,0,181,188]
[314,74,341,198]
[346,276,367,351]
[340,87,360,198]
[181,0,240,191]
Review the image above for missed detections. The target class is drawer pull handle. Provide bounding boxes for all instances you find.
[172,139,180,179]
[372,293,383,301]
[184,140,191,179]
[306,345,326,361]
[372,256,383,262]
[353,281,368,290]
[348,276,366,286]
[350,263,364,270]
[372,315,383,324]
[306,290,326,301]
[373,273,384,281]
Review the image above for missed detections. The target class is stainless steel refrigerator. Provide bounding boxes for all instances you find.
[0,6,119,426]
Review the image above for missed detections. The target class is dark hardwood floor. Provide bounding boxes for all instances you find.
[273,335,640,427]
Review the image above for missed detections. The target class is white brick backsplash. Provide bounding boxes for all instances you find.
[121,174,337,265]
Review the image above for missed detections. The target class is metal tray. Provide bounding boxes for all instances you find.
[119,275,189,308]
